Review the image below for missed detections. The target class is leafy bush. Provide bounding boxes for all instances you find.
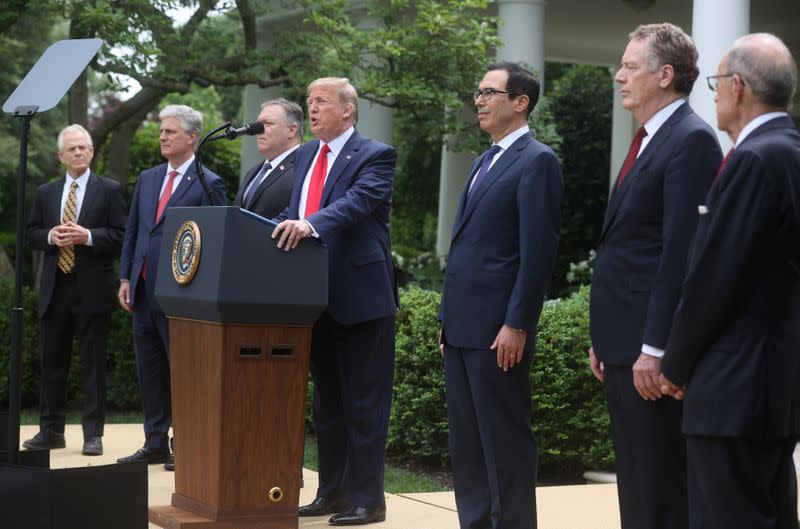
[387,285,613,471]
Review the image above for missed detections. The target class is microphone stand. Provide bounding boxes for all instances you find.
[194,122,233,206]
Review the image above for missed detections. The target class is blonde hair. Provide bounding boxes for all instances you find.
[307,77,359,124]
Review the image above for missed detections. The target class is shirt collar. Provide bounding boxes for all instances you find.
[65,168,91,188]
[267,144,300,169]
[494,125,530,152]
[320,126,355,158]
[643,99,685,138]
[735,112,788,148]
[169,155,195,176]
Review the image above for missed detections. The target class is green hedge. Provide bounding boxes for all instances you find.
[1,278,612,472]
[388,285,613,472]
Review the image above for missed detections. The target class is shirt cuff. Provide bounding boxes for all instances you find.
[47,228,54,245]
[641,344,665,358]
[85,229,93,246]
[303,219,320,239]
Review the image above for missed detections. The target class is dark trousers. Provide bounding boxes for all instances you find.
[687,435,798,529]
[310,312,395,508]
[131,278,171,450]
[39,271,109,438]
[604,365,690,529]
[443,344,537,529]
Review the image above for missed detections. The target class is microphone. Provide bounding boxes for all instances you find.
[225,122,264,139]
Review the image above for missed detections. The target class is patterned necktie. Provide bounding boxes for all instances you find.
[243,162,272,209]
[469,144,502,196]
[616,126,648,188]
[156,170,179,223]
[57,181,79,274]
[304,144,331,217]
[716,148,733,179]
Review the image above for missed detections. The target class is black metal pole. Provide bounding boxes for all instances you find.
[8,108,35,464]
[193,122,231,207]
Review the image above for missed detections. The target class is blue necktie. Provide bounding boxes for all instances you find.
[243,162,271,209]
[469,144,502,196]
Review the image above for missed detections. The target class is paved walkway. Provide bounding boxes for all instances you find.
[21,424,800,529]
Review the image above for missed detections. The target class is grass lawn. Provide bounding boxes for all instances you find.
[19,410,450,493]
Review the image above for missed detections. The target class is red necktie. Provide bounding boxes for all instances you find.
[156,170,179,222]
[142,170,179,280]
[616,126,647,188]
[716,148,733,179]
[304,144,331,217]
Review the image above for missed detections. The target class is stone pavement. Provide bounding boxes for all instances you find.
[19,424,800,529]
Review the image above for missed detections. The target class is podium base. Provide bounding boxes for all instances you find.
[149,505,297,529]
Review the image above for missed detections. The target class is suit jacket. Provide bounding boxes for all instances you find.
[439,132,563,353]
[26,172,127,318]
[233,152,296,218]
[590,103,722,366]
[120,162,227,307]
[275,130,397,325]
[662,116,800,439]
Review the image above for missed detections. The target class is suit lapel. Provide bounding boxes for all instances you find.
[320,131,360,207]
[451,159,481,238]
[252,154,294,205]
[77,172,99,225]
[236,164,261,206]
[167,163,195,207]
[601,103,691,238]
[50,178,67,225]
[146,164,167,229]
[451,134,530,241]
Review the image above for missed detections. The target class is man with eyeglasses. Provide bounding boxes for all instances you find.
[438,61,563,529]
[588,23,721,529]
[660,33,800,529]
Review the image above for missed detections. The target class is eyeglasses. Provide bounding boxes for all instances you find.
[474,88,518,101]
[706,73,735,92]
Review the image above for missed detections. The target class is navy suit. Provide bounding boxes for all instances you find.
[590,102,721,529]
[276,130,397,508]
[439,132,563,529]
[120,162,226,449]
[663,116,800,529]
[233,152,296,219]
[26,172,126,438]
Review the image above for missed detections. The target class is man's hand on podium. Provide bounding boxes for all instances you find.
[272,219,312,251]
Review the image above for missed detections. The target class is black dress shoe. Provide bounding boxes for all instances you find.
[23,430,66,450]
[329,505,387,525]
[164,453,174,471]
[298,496,349,517]
[82,436,103,456]
[116,447,169,464]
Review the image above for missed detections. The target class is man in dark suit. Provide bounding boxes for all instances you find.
[116,104,227,470]
[234,98,302,218]
[23,124,126,457]
[661,33,800,529]
[438,61,563,529]
[588,23,722,529]
[272,77,396,526]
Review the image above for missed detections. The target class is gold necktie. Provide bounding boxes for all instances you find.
[57,181,79,274]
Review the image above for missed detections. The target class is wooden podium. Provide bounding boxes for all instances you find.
[150,207,328,529]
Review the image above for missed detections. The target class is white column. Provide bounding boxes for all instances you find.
[496,0,546,82]
[689,0,750,151]
[356,98,394,146]
[436,0,547,257]
[609,81,636,187]
[240,85,283,182]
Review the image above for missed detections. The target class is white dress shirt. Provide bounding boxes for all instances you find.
[468,125,531,193]
[160,155,195,198]
[242,145,300,199]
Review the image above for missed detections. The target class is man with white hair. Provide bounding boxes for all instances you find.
[24,124,127,457]
[661,33,800,529]
[117,104,226,470]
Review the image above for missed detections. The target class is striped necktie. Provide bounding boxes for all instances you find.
[57,181,79,274]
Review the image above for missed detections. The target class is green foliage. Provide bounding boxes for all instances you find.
[0,278,41,409]
[532,286,613,472]
[548,64,613,297]
[388,285,613,471]
[389,285,449,464]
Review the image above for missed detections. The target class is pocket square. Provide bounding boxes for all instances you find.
[698,205,709,215]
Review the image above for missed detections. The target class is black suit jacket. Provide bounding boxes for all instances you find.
[26,172,127,318]
[590,103,722,366]
[233,151,296,218]
[439,132,563,352]
[662,116,800,439]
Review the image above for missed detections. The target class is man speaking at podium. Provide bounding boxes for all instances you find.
[272,77,397,526]
[117,104,227,471]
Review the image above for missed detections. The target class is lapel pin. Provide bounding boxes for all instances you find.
[346,155,352,160]
[279,165,284,171]
[698,205,709,215]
